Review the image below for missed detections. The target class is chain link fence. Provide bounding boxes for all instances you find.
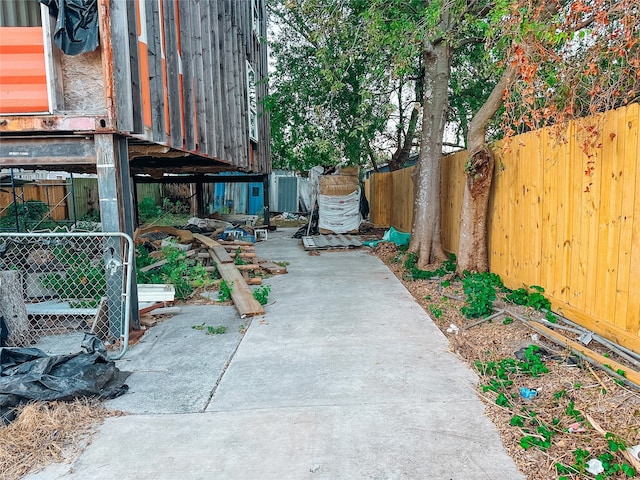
[0,232,133,359]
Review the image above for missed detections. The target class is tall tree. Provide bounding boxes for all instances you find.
[366,0,639,269]
[267,0,398,171]
[457,0,640,273]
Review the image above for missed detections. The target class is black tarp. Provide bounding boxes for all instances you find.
[0,334,129,424]
[40,0,99,56]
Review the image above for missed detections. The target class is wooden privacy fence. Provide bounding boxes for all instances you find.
[0,180,69,220]
[365,103,640,353]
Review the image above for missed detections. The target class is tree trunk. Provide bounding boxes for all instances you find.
[0,270,29,346]
[389,74,422,172]
[456,63,517,274]
[456,150,495,273]
[389,103,419,172]
[409,38,451,269]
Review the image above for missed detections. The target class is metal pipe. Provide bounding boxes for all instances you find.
[513,312,640,391]
[10,168,20,232]
[542,309,640,364]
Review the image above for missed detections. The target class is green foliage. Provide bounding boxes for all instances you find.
[403,253,456,280]
[206,325,227,335]
[0,201,59,232]
[429,304,443,319]
[253,285,271,306]
[460,272,505,318]
[192,323,227,335]
[505,285,551,311]
[79,210,100,222]
[556,442,637,479]
[136,246,214,300]
[218,280,233,303]
[267,0,393,170]
[40,246,106,307]
[234,248,248,265]
[138,197,162,223]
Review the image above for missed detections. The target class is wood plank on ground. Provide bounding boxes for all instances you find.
[260,261,287,275]
[208,250,264,317]
[193,233,233,263]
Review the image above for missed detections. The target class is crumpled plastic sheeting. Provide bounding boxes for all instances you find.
[40,0,100,55]
[0,334,129,424]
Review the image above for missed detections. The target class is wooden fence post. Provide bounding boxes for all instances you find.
[0,270,29,346]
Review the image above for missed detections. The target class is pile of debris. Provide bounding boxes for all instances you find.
[134,225,286,319]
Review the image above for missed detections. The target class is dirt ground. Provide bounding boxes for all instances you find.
[372,242,640,480]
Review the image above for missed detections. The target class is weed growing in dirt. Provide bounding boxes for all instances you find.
[505,285,551,311]
[234,248,248,265]
[429,304,443,319]
[475,346,636,478]
[403,252,456,279]
[460,272,506,318]
[41,246,106,307]
[555,435,636,479]
[253,285,271,305]
[192,323,227,335]
[218,280,233,302]
[136,245,215,299]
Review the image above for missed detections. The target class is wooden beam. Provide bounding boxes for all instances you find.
[162,0,183,149]
[209,250,264,317]
[144,0,166,143]
[190,0,207,153]
[127,0,144,134]
[139,250,197,272]
[136,226,195,243]
[192,233,233,263]
[178,0,196,151]
[110,0,134,133]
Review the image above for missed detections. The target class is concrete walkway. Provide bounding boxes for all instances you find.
[27,229,524,480]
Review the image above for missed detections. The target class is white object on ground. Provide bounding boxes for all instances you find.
[446,323,460,335]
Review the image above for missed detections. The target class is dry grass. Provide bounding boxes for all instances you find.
[0,399,119,480]
[374,243,640,480]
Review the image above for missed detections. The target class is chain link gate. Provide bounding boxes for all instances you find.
[0,232,133,359]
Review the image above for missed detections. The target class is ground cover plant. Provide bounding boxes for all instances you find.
[136,245,216,300]
[374,242,640,480]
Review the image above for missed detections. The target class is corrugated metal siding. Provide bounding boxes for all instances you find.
[277,177,298,213]
[0,26,48,113]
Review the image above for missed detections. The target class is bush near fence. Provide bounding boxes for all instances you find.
[365,102,640,353]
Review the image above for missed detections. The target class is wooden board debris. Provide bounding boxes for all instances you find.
[260,261,287,275]
[193,233,233,263]
[208,250,264,317]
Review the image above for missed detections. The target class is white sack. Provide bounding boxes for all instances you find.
[317,189,362,233]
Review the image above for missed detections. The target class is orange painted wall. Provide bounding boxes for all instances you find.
[0,27,48,114]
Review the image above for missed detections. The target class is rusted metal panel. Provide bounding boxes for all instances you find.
[0,135,96,166]
[0,115,111,133]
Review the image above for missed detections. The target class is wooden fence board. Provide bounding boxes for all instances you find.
[627,103,640,338]
[367,103,640,353]
[567,121,586,312]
